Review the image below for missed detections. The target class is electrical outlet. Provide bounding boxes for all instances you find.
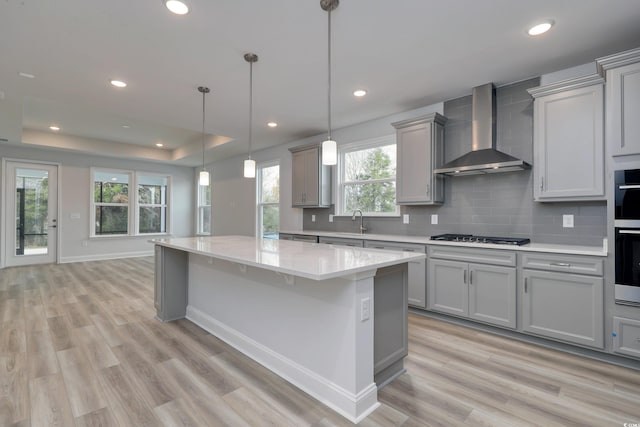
[360,297,370,321]
[562,214,574,228]
[311,214,316,222]
[403,214,409,224]
[329,214,334,222]
[431,214,438,225]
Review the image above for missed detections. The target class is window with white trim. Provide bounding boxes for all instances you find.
[337,135,398,216]
[196,180,211,235]
[91,168,171,236]
[257,161,279,238]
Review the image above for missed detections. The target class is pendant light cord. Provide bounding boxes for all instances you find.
[201,89,206,171]
[327,6,332,141]
[249,60,253,160]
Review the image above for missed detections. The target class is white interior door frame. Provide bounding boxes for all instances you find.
[1,158,62,268]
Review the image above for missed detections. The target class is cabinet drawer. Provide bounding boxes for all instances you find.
[365,240,426,253]
[427,245,516,267]
[613,316,640,358]
[521,253,603,276]
[318,237,364,247]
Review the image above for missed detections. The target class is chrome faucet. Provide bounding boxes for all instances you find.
[352,210,367,234]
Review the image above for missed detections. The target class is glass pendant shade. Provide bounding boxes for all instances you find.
[243,159,256,178]
[322,139,337,165]
[199,170,210,186]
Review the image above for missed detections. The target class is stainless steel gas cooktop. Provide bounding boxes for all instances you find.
[430,233,530,246]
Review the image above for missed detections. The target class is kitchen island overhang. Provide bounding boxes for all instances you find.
[152,236,425,423]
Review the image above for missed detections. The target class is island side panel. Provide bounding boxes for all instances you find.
[185,253,379,422]
[154,245,188,322]
[373,263,409,387]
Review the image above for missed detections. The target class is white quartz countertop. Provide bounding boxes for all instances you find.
[278,230,608,257]
[152,235,425,281]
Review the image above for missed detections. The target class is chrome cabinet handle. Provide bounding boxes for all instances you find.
[619,185,640,190]
[619,230,640,235]
[463,270,467,284]
[550,262,571,267]
[540,176,544,191]
[524,278,528,293]
[426,184,430,195]
[403,248,415,252]
[469,270,473,284]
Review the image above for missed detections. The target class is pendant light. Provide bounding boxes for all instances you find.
[321,0,338,166]
[198,86,210,186]
[243,53,258,178]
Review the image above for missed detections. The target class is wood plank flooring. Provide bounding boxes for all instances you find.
[1,257,639,426]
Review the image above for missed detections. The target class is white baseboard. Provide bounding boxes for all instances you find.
[186,305,379,424]
[59,250,153,264]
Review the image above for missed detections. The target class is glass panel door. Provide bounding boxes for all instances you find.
[4,161,58,266]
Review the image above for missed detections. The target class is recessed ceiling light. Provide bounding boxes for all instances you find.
[110,80,127,88]
[18,72,35,79]
[49,125,60,131]
[165,0,189,15]
[156,143,164,147]
[353,89,367,97]
[528,20,554,36]
[267,122,278,128]
[121,125,130,129]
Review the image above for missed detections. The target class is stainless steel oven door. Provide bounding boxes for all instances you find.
[615,227,640,306]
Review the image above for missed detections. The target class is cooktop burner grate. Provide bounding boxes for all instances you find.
[430,234,530,246]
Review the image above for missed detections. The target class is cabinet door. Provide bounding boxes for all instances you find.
[303,147,320,206]
[291,150,306,206]
[533,83,604,200]
[522,270,603,348]
[468,264,516,329]
[607,62,640,156]
[427,259,468,316]
[396,122,431,204]
[613,316,640,358]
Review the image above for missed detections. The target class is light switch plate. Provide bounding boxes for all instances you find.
[431,214,438,225]
[329,214,334,223]
[311,215,316,222]
[562,214,574,228]
[403,214,409,224]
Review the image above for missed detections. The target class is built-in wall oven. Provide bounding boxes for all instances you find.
[615,169,640,305]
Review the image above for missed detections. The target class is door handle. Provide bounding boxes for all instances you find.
[619,185,640,190]
[463,270,467,284]
[524,278,528,293]
[48,224,57,228]
[550,262,571,267]
[540,176,544,191]
[469,270,473,284]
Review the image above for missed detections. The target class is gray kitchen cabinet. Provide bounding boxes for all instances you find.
[318,236,364,247]
[427,246,516,329]
[154,245,188,322]
[278,233,318,243]
[290,144,331,208]
[521,253,604,349]
[597,47,640,157]
[528,74,605,201]
[365,240,427,308]
[612,317,640,359]
[392,113,447,205]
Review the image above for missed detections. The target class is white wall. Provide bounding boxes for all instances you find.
[0,143,194,265]
[208,102,444,235]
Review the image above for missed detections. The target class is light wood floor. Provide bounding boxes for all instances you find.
[1,258,639,426]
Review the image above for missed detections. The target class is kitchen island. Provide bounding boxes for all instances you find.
[152,235,425,423]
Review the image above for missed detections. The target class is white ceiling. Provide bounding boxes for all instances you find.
[1,0,640,166]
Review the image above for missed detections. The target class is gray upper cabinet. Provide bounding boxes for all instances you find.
[290,144,331,208]
[392,113,447,205]
[528,75,605,201]
[597,47,640,157]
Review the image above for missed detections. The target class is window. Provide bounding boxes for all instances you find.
[93,171,131,235]
[137,174,168,234]
[257,162,279,238]
[91,168,171,237]
[196,181,211,235]
[337,135,398,216]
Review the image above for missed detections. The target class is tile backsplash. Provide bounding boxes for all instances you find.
[303,78,607,247]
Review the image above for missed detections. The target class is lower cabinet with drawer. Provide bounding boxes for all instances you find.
[521,253,604,349]
[427,246,517,329]
[613,316,640,358]
[365,240,427,309]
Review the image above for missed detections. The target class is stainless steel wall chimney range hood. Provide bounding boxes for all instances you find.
[434,83,530,176]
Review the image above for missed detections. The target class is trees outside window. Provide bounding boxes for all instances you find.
[339,136,398,216]
[257,162,279,238]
